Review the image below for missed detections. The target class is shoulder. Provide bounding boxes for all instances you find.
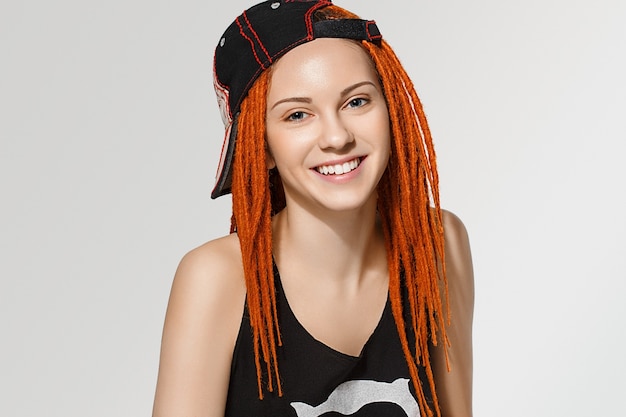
[440,209,474,318]
[153,233,246,416]
[170,233,246,317]
[441,209,470,249]
[441,209,473,283]
[432,209,475,416]
[175,233,245,292]
[166,232,247,349]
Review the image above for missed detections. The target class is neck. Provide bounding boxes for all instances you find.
[271,195,387,288]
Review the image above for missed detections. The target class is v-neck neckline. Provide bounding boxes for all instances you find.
[273,262,390,360]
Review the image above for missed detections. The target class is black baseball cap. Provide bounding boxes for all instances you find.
[211,0,382,199]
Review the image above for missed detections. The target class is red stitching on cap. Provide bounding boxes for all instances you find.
[235,16,266,69]
[242,10,272,63]
[213,51,230,93]
[213,58,232,122]
[272,39,308,60]
[234,65,264,113]
[305,0,331,40]
[366,21,382,41]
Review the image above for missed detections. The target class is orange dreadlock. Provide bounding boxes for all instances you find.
[366,40,449,417]
[230,69,283,398]
[230,5,449,417]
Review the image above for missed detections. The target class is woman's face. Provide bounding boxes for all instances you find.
[265,38,390,213]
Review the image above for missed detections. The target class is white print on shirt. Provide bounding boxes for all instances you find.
[290,378,420,417]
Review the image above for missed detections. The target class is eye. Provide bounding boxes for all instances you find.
[286,111,308,122]
[346,97,369,109]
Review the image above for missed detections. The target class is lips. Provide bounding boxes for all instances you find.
[315,157,362,176]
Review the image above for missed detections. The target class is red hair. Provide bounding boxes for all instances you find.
[230,5,449,416]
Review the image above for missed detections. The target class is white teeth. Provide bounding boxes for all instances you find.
[316,158,361,176]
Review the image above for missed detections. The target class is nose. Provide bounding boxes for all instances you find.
[317,114,355,151]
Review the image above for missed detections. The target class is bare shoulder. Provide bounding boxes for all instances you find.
[175,233,245,296]
[442,209,473,283]
[168,233,246,328]
[442,209,471,261]
[153,233,246,417]
[440,208,474,320]
[434,209,475,417]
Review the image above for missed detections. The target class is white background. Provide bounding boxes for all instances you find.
[1,0,625,416]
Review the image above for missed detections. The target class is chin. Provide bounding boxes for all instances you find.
[312,188,379,213]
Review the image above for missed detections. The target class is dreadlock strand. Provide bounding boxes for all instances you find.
[232,70,283,398]
[379,193,426,412]
[363,37,448,417]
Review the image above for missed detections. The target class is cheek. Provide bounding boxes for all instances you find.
[376,119,392,163]
[265,130,294,171]
[266,126,313,170]
[368,109,392,150]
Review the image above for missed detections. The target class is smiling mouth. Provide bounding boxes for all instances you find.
[315,157,362,176]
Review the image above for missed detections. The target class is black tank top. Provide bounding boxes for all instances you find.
[224,264,432,416]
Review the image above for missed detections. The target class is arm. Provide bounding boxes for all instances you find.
[433,210,475,417]
[152,235,246,417]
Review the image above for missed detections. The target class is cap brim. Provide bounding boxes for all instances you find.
[210,113,239,199]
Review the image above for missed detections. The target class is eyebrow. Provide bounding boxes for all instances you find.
[269,96,311,111]
[340,81,377,97]
[269,81,377,111]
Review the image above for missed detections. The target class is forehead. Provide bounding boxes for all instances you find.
[268,38,378,93]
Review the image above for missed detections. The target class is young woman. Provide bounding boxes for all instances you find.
[153,1,474,416]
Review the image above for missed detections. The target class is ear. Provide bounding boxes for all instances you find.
[266,155,276,170]
[265,147,276,170]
